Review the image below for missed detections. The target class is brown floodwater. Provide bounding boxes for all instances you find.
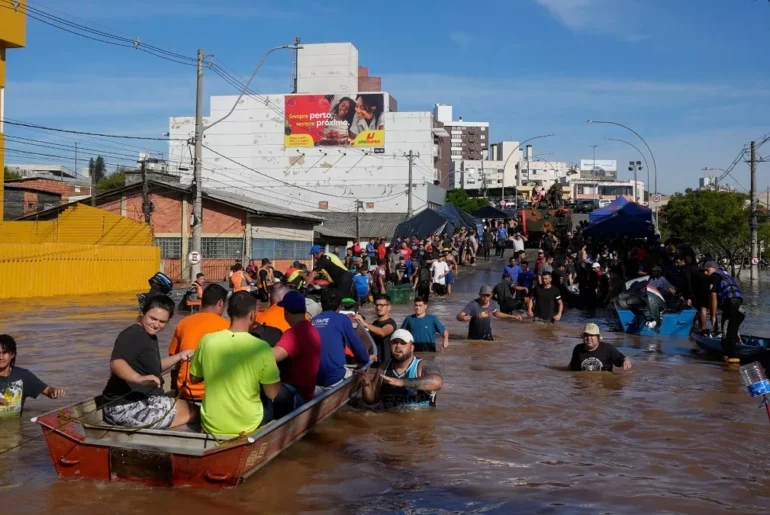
[3,258,770,514]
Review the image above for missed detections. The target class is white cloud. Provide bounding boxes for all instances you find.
[534,0,648,41]
[449,31,474,48]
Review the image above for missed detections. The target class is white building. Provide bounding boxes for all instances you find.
[569,178,645,203]
[448,140,522,191]
[168,43,445,238]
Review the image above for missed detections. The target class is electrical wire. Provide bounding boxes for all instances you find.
[3,120,184,141]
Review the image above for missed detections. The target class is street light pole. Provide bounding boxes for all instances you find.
[500,133,555,207]
[590,144,598,201]
[605,137,650,202]
[190,44,302,280]
[588,119,659,227]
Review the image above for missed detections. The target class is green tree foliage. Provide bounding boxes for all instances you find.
[94,156,107,183]
[662,188,770,275]
[446,190,488,214]
[3,166,21,181]
[96,172,125,193]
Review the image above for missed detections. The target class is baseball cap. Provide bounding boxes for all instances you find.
[310,244,324,255]
[277,290,307,314]
[292,260,302,268]
[479,284,493,295]
[583,323,601,336]
[592,262,601,269]
[704,261,719,270]
[390,329,414,344]
[652,265,662,272]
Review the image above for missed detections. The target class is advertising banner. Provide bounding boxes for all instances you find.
[284,94,385,148]
[579,159,617,179]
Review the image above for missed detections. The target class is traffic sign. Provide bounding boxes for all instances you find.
[188,251,201,265]
[651,194,662,203]
[752,257,759,265]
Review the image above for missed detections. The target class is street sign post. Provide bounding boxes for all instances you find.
[188,251,201,265]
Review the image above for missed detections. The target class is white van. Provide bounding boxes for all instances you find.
[598,199,612,208]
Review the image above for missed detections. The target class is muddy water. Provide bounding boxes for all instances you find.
[3,259,770,514]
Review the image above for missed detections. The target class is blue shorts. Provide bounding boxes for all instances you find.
[446,271,455,284]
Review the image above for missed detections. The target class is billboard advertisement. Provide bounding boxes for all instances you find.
[579,159,617,179]
[284,94,385,148]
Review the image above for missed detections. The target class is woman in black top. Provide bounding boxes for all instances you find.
[102,296,198,429]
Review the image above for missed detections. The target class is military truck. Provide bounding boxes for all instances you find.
[519,182,572,248]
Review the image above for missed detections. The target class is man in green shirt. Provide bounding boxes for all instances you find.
[190,291,281,437]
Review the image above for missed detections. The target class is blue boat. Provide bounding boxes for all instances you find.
[614,300,697,336]
[693,333,770,361]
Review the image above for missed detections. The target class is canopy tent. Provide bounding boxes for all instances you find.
[582,208,655,239]
[588,196,630,223]
[471,205,509,219]
[393,206,480,241]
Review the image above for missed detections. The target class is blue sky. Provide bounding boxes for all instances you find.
[4,0,769,193]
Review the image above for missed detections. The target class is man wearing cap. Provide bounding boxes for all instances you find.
[359,329,443,408]
[457,285,522,340]
[271,291,322,418]
[704,261,745,363]
[569,324,632,372]
[648,266,675,295]
[310,244,355,298]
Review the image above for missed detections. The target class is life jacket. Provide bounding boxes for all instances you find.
[318,253,348,284]
[714,270,743,306]
[186,282,203,307]
[231,271,249,292]
[380,357,436,409]
[285,267,298,279]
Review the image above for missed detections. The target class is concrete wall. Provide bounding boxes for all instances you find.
[3,188,60,220]
[297,43,358,95]
[169,98,441,213]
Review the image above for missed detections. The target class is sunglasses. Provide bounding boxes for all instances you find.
[374,303,389,307]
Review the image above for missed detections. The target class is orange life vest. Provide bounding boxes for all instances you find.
[231,271,249,292]
[186,282,203,307]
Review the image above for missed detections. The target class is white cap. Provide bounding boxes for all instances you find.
[390,329,414,343]
[592,262,601,268]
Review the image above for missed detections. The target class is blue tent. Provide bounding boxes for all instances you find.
[393,205,480,241]
[582,206,655,239]
[589,196,630,223]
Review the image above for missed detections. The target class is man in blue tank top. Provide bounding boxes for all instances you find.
[358,329,443,409]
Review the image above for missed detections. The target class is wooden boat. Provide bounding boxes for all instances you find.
[692,332,770,362]
[36,328,373,488]
[614,299,696,337]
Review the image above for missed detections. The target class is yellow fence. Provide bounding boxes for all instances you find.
[0,204,159,299]
[0,243,160,299]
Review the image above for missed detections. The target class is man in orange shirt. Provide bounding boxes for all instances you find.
[255,282,293,332]
[168,283,230,401]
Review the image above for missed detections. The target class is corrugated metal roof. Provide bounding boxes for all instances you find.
[314,225,355,239]
[309,212,407,240]
[203,188,323,223]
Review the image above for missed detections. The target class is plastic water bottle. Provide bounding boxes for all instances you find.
[739,362,770,397]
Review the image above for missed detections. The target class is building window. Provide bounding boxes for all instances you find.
[252,239,312,261]
[577,187,585,195]
[200,237,244,259]
[155,237,182,259]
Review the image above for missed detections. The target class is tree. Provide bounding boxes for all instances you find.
[3,166,21,181]
[661,189,768,276]
[96,171,125,193]
[94,156,107,183]
[446,190,489,214]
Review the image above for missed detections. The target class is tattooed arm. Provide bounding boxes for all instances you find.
[402,360,443,391]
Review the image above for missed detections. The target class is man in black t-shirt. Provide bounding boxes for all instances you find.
[569,323,631,372]
[0,334,65,419]
[528,271,563,323]
[456,285,522,340]
[356,294,397,366]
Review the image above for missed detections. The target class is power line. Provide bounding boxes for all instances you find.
[3,120,184,141]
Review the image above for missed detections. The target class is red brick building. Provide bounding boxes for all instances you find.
[20,180,321,282]
[4,177,91,204]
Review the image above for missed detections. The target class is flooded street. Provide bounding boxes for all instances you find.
[3,258,770,514]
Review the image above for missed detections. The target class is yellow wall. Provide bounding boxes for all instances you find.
[0,243,159,299]
[0,205,161,299]
[0,0,26,50]
[1,0,27,224]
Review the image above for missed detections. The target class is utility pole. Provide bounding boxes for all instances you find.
[191,48,204,279]
[355,200,362,239]
[405,150,419,218]
[750,140,758,281]
[141,158,152,224]
[590,144,598,200]
[291,37,301,93]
